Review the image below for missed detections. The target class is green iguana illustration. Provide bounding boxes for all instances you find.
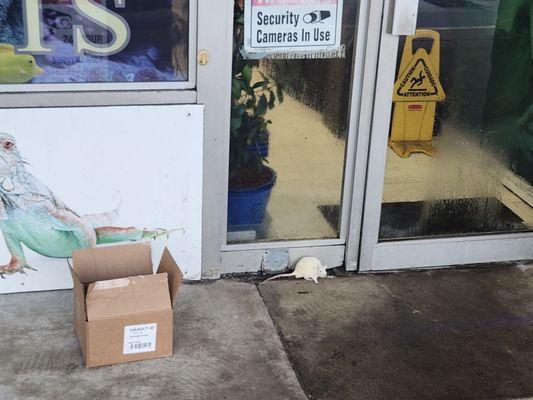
[0,132,171,278]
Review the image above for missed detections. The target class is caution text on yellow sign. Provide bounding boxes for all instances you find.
[393,48,445,102]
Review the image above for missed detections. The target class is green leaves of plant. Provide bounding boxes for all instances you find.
[232,78,242,99]
[230,6,285,175]
[232,104,245,116]
[230,117,242,132]
[252,80,269,90]
[230,103,246,132]
[242,65,253,83]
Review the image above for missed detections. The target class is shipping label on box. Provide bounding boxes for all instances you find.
[123,323,157,355]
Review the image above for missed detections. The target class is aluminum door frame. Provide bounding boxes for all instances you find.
[358,0,533,272]
[199,0,377,275]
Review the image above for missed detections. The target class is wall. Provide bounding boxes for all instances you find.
[0,104,203,293]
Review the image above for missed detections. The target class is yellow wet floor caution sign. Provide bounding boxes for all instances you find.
[390,29,446,158]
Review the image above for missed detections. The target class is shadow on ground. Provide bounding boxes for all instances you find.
[259,264,533,400]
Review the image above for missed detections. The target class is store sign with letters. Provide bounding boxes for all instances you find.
[0,0,190,85]
[244,0,344,57]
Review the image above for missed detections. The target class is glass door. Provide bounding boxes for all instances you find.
[220,0,368,272]
[360,0,533,271]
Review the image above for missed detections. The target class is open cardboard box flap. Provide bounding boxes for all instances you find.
[72,243,152,284]
[156,247,183,304]
[71,243,183,305]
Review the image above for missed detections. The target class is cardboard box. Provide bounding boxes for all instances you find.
[70,243,183,368]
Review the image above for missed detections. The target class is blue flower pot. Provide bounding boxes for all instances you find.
[228,167,276,227]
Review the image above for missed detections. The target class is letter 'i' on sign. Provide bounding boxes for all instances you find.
[18,0,51,53]
[390,30,446,158]
[17,0,130,56]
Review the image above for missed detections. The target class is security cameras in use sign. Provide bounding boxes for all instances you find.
[244,0,344,56]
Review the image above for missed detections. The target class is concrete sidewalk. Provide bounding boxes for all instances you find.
[260,264,533,400]
[1,264,533,400]
[0,281,306,400]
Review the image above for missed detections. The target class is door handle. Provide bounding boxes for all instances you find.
[390,0,419,36]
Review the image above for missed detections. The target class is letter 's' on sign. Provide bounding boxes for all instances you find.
[17,0,131,56]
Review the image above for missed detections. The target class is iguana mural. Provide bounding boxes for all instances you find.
[0,132,168,278]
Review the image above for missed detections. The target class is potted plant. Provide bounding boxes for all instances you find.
[227,2,284,228]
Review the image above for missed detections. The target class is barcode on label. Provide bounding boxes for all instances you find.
[130,342,152,350]
[123,323,157,355]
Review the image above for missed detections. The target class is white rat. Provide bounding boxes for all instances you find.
[261,257,328,284]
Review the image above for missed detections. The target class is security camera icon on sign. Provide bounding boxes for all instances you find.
[303,10,331,24]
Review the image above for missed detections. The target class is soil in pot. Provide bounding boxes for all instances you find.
[229,165,274,190]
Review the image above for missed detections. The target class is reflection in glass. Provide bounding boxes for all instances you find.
[0,0,189,85]
[227,1,358,244]
[379,0,533,241]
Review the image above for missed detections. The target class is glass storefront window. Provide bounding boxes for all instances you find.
[379,0,533,241]
[227,0,358,244]
[0,0,189,87]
